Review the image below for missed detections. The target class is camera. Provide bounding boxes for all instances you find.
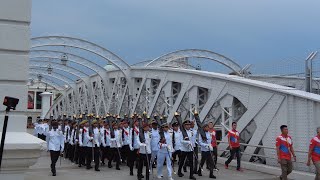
[3,96,19,110]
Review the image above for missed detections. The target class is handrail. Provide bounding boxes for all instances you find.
[216,141,309,165]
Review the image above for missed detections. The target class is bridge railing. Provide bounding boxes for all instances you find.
[216,141,309,165]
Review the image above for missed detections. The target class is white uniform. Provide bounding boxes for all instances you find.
[110,129,122,148]
[122,127,131,145]
[180,129,196,152]
[151,128,160,163]
[129,126,140,150]
[157,131,173,178]
[101,128,111,147]
[92,127,101,147]
[46,129,64,151]
[139,131,151,154]
[173,129,182,151]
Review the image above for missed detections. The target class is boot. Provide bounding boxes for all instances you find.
[197,169,202,176]
[209,173,216,179]
[189,176,196,180]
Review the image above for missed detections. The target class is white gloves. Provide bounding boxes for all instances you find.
[130,146,134,151]
[167,145,172,151]
[141,143,147,147]
[90,137,93,140]
[209,145,213,151]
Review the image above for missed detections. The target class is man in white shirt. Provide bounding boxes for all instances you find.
[172,122,182,167]
[46,121,64,176]
[121,119,131,165]
[157,122,174,180]
[178,119,196,180]
[137,122,152,180]
[92,120,101,171]
[150,120,160,168]
[109,121,122,170]
[101,120,111,166]
[129,118,140,176]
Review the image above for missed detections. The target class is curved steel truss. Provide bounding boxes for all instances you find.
[31,36,130,71]
[145,49,243,75]
[30,50,107,77]
[29,75,63,90]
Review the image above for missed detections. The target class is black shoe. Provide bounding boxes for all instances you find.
[183,167,187,172]
[130,171,134,176]
[95,168,100,171]
[197,169,202,176]
[209,174,216,179]
[52,173,56,176]
[86,166,92,170]
[178,173,184,177]
[152,164,156,168]
[78,164,82,167]
[141,175,144,178]
[189,176,196,180]
[108,164,113,168]
[116,167,120,170]
[101,162,105,166]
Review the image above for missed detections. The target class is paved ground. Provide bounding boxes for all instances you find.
[23,151,281,180]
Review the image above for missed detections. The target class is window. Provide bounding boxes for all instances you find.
[36,92,42,109]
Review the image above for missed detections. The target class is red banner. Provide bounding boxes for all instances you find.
[28,91,34,109]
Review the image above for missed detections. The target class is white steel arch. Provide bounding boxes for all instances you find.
[31,36,130,72]
[30,50,107,77]
[30,61,89,79]
[28,75,63,90]
[145,49,243,75]
[29,68,75,87]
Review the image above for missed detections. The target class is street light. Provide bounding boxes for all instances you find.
[61,53,68,66]
[37,74,43,82]
[47,64,53,74]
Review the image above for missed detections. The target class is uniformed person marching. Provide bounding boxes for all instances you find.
[129,118,140,176]
[137,122,152,180]
[150,119,160,168]
[172,122,182,168]
[101,120,111,166]
[92,119,101,171]
[78,120,87,167]
[109,121,122,170]
[46,121,64,176]
[197,123,216,179]
[122,119,131,165]
[178,119,196,180]
[157,122,174,180]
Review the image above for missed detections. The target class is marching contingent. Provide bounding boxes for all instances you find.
[33,111,320,180]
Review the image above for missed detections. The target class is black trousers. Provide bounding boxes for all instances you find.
[101,146,110,163]
[172,150,181,164]
[64,142,69,158]
[73,144,79,163]
[121,145,130,163]
[85,146,100,169]
[68,144,74,161]
[78,146,85,166]
[199,151,214,175]
[225,147,241,169]
[109,147,121,168]
[178,151,194,177]
[193,144,198,172]
[138,154,151,180]
[38,134,46,141]
[128,149,139,172]
[50,150,60,174]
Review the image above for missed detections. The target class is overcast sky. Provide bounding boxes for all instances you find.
[31,0,320,73]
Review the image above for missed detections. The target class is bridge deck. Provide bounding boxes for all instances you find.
[24,152,281,180]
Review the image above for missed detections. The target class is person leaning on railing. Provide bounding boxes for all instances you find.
[307,127,320,180]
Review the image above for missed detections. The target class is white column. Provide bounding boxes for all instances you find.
[40,92,53,119]
[0,0,45,175]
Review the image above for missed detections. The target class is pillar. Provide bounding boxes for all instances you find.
[40,92,53,119]
[0,0,46,176]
